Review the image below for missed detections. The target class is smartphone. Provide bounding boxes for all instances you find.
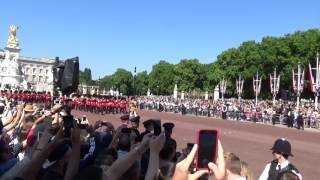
[63,115,74,137]
[196,129,218,170]
[37,132,43,141]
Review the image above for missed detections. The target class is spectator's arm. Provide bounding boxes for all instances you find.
[107,125,124,149]
[64,128,81,180]
[31,111,53,129]
[17,127,66,180]
[3,115,14,127]
[104,134,151,180]
[4,106,23,132]
[52,112,59,124]
[145,133,165,180]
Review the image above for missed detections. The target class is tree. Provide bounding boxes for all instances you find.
[99,75,113,90]
[79,68,93,85]
[135,71,149,95]
[149,61,175,95]
[110,68,133,95]
[173,59,207,92]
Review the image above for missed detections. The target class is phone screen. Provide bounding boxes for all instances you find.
[197,130,217,169]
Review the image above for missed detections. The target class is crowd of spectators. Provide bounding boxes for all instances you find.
[0,93,303,180]
[137,96,320,130]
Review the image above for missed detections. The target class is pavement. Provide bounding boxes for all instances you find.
[73,109,320,180]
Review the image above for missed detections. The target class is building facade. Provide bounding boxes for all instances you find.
[0,25,56,92]
[19,56,55,92]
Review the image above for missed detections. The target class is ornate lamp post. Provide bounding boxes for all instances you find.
[310,53,320,109]
[270,68,280,105]
[253,72,261,106]
[236,75,244,102]
[292,63,304,110]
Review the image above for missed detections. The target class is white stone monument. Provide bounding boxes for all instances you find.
[205,91,208,100]
[0,25,27,90]
[181,91,185,100]
[173,84,178,99]
[214,85,219,101]
[147,88,150,96]
[109,87,114,96]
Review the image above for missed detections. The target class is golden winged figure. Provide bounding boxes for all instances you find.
[7,25,19,47]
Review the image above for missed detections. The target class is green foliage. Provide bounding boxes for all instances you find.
[148,60,175,95]
[135,71,149,95]
[79,68,94,85]
[110,68,133,95]
[81,28,320,98]
[173,59,207,92]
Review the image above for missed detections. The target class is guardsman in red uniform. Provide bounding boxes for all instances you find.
[85,96,91,112]
[120,98,128,114]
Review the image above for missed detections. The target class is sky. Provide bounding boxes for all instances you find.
[0,0,319,79]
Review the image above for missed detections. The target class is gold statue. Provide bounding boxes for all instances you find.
[7,25,19,47]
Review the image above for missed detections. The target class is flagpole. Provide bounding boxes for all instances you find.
[315,52,319,109]
[297,63,301,110]
[273,68,276,105]
[255,72,258,106]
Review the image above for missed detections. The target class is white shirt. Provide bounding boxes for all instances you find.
[259,160,302,180]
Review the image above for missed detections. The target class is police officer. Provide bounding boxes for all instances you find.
[120,114,130,127]
[296,111,304,130]
[259,138,302,180]
[163,122,177,158]
[288,108,294,128]
[140,119,154,139]
[130,116,141,142]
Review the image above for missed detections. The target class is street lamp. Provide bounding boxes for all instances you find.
[270,68,280,105]
[253,72,261,106]
[219,77,227,101]
[236,75,244,102]
[292,63,304,110]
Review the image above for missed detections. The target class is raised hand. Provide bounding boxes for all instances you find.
[208,140,226,180]
[172,144,208,180]
[149,133,165,153]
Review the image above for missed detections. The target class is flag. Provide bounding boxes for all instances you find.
[309,63,316,93]
[300,70,305,93]
[270,74,273,94]
[276,75,280,94]
[292,69,296,92]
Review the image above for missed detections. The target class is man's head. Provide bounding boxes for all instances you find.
[224,152,242,176]
[44,143,72,170]
[118,133,131,152]
[143,119,154,132]
[24,104,35,114]
[130,116,140,129]
[271,138,293,160]
[120,114,130,126]
[163,122,175,137]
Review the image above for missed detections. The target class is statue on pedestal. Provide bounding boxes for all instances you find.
[0,25,26,90]
[7,25,19,48]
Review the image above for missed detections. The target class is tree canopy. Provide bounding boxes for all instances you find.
[80,28,320,98]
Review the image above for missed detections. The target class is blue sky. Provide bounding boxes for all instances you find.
[0,0,319,79]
